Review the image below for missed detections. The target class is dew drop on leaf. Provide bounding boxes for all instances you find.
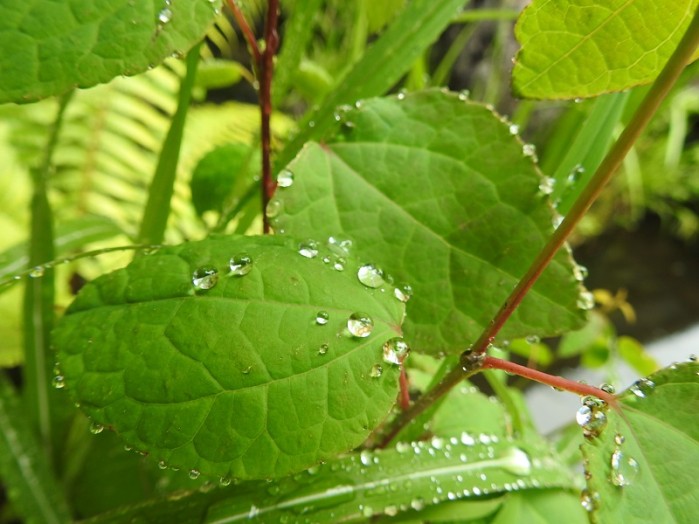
[192,265,219,290]
[500,447,532,476]
[410,498,425,511]
[600,383,615,394]
[393,283,413,303]
[610,448,639,487]
[52,375,65,389]
[382,338,410,365]
[573,264,588,282]
[317,343,329,356]
[508,123,519,135]
[277,169,294,188]
[629,377,655,398]
[327,236,353,257]
[157,7,172,25]
[188,469,201,480]
[384,505,398,517]
[614,433,625,445]
[29,266,45,278]
[315,311,330,325]
[219,476,232,487]
[357,263,385,288]
[266,198,282,218]
[580,489,599,512]
[538,176,555,195]
[298,240,319,259]
[360,449,373,466]
[157,460,168,470]
[347,312,374,337]
[577,290,595,310]
[229,254,252,276]
[576,401,608,438]
[522,143,537,160]
[370,364,383,378]
[89,422,104,435]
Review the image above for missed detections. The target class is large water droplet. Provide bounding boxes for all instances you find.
[370,364,383,378]
[610,448,639,487]
[393,283,413,303]
[192,265,218,290]
[360,450,373,466]
[501,447,532,476]
[298,240,319,259]
[347,312,374,337]
[357,264,384,288]
[266,199,282,218]
[158,7,173,25]
[576,402,607,438]
[382,338,410,365]
[629,377,655,399]
[229,255,252,276]
[315,311,329,325]
[277,169,294,188]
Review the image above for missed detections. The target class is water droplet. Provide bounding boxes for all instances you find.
[525,335,540,344]
[158,7,172,25]
[573,264,588,282]
[614,433,625,445]
[360,505,373,518]
[410,498,425,511]
[370,364,383,378]
[327,236,352,257]
[629,377,655,398]
[501,447,531,476]
[577,291,595,310]
[158,460,168,470]
[266,199,282,218]
[29,266,45,278]
[393,283,413,302]
[384,505,398,517]
[610,449,639,487]
[538,177,555,195]
[396,90,406,101]
[315,311,329,325]
[52,375,65,389]
[192,265,218,290]
[318,343,329,355]
[395,442,410,454]
[89,422,104,435]
[219,476,232,486]
[228,254,252,277]
[522,143,538,161]
[277,169,294,188]
[382,338,410,365]
[188,469,201,480]
[347,312,374,337]
[357,264,384,288]
[508,124,519,135]
[298,240,319,259]
[576,403,607,438]
[458,89,470,101]
[580,489,599,512]
[360,450,373,466]
[600,383,615,394]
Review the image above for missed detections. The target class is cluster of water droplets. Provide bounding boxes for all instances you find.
[576,395,608,439]
[191,253,253,291]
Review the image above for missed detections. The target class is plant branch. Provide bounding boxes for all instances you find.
[226,0,261,65]
[376,8,699,446]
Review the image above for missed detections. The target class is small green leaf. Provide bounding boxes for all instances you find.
[195,60,245,91]
[491,489,588,524]
[0,0,220,104]
[581,361,699,523]
[275,90,586,355]
[53,235,405,479]
[513,0,699,99]
[617,336,658,377]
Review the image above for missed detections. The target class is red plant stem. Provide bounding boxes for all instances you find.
[226,0,261,65]
[375,9,699,448]
[259,0,280,233]
[482,356,617,406]
[398,367,411,411]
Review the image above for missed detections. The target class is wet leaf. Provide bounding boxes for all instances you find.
[581,360,699,523]
[275,90,586,355]
[53,235,405,480]
[513,0,699,99]
[0,0,220,104]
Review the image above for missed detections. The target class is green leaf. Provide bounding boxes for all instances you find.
[0,374,72,524]
[85,433,575,523]
[512,0,699,99]
[617,336,658,377]
[491,490,587,524]
[53,235,405,480]
[274,0,467,172]
[0,0,220,104]
[581,361,699,523]
[275,90,586,355]
[195,59,245,91]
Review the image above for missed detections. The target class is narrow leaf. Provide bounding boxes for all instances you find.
[0,0,221,104]
[0,374,72,524]
[581,360,699,523]
[513,0,699,99]
[53,235,405,480]
[275,90,586,355]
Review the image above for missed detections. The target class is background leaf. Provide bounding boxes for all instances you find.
[581,360,699,523]
[275,90,586,355]
[53,235,406,480]
[0,0,221,104]
[512,0,699,99]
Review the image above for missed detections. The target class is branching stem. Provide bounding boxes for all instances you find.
[376,7,699,447]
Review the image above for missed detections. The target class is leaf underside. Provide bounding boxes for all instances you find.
[0,0,220,104]
[275,90,586,355]
[53,235,406,480]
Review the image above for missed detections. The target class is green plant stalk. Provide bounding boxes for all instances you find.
[22,91,72,466]
[377,7,699,446]
[136,43,201,245]
[0,374,72,523]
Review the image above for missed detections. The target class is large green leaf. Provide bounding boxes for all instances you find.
[53,235,405,480]
[580,360,699,523]
[512,0,699,99]
[0,0,221,104]
[274,90,586,355]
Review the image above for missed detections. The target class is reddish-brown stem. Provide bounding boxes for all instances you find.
[482,356,617,406]
[226,0,261,65]
[398,366,411,411]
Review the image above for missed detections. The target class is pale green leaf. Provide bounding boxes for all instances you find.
[513,0,699,99]
[0,0,221,104]
[581,361,699,523]
[53,235,405,480]
[274,90,586,355]
[491,490,587,524]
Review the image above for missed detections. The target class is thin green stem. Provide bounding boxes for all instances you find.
[377,7,699,445]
